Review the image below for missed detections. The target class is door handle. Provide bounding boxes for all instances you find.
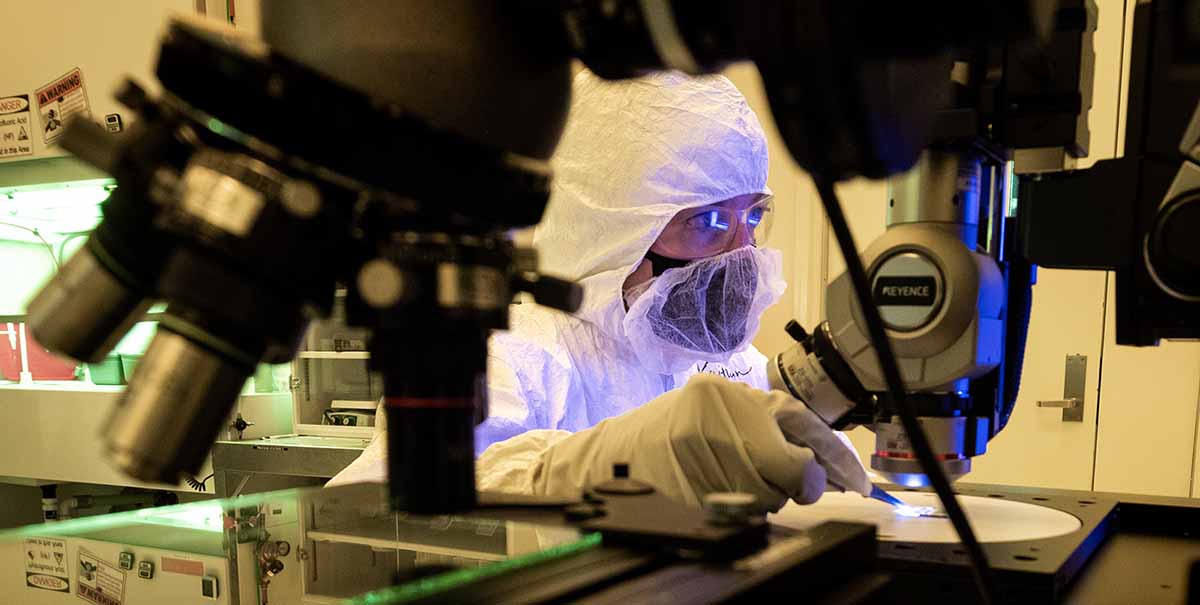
[1036,354,1086,422]
[1037,398,1082,409]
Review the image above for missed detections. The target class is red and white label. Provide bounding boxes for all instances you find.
[76,548,125,605]
[35,67,91,146]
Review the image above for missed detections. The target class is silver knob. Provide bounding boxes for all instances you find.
[704,492,759,526]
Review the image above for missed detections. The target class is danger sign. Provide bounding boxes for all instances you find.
[24,537,69,593]
[0,94,33,159]
[35,68,91,146]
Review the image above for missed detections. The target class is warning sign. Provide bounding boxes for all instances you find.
[0,94,34,159]
[35,67,91,146]
[24,537,69,593]
[76,548,125,605]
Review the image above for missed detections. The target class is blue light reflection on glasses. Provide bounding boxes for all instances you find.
[747,209,762,226]
[705,210,730,231]
[704,208,764,230]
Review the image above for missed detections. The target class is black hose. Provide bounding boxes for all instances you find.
[1000,257,1035,431]
[814,178,996,604]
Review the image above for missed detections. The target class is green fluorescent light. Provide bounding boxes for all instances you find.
[4,184,112,209]
[0,489,304,541]
[134,503,226,534]
[0,215,101,240]
[0,180,110,236]
[1005,161,1018,217]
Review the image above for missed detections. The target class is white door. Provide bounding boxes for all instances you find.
[1087,1,1200,499]
[1093,289,1200,497]
[961,272,1106,489]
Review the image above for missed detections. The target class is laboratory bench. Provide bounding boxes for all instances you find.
[0,481,1193,604]
[210,435,370,498]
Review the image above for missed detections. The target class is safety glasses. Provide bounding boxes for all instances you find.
[652,195,775,259]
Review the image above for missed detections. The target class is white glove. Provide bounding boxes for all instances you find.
[325,399,387,487]
[503,373,870,513]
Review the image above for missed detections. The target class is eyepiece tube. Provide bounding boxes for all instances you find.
[26,241,151,364]
[387,404,477,514]
[103,328,253,484]
[378,325,487,514]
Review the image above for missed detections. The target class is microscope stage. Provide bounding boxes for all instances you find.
[772,484,1120,601]
[773,491,1083,543]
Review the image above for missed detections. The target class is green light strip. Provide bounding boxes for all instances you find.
[348,532,603,604]
[0,488,303,540]
[0,178,113,198]
[1006,160,1019,217]
[3,184,112,207]
[205,116,252,145]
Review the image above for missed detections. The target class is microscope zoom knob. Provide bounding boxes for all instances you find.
[114,79,151,114]
[784,320,810,343]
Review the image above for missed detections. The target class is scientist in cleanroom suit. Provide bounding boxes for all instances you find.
[330,70,870,512]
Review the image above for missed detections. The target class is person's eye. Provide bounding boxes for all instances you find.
[747,207,765,226]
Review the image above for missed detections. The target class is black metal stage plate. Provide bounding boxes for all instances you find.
[872,483,1200,604]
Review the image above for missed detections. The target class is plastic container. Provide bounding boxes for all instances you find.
[0,323,78,381]
[87,355,125,385]
[120,354,142,381]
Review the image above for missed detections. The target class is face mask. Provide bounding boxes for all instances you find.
[623,246,785,374]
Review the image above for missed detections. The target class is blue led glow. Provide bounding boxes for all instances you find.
[894,505,938,518]
[898,474,929,489]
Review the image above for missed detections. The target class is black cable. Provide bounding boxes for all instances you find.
[999,256,1034,431]
[186,473,215,492]
[814,178,996,604]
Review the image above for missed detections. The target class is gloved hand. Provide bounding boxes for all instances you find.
[325,399,387,487]
[501,373,871,513]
